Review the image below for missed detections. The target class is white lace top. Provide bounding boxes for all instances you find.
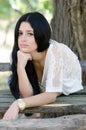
[41,39,83,95]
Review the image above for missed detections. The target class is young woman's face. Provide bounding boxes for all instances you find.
[18,22,37,53]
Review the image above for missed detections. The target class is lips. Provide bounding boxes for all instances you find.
[20,44,28,48]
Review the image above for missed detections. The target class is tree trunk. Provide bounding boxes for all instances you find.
[51,0,86,60]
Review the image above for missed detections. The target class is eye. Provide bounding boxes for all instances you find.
[18,31,23,36]
[27,32,34,36]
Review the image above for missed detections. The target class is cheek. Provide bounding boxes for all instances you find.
[18,39,20,48]
[30,43,37,51]
[31,38,38,49]
[34,42,38,49]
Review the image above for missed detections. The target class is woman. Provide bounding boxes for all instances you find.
[3,12,83,120]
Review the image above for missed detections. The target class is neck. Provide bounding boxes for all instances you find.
[31,50,47,83]
[31,51,46,63]
[31,50,47,66]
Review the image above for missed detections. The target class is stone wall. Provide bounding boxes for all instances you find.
[0,114,86,130]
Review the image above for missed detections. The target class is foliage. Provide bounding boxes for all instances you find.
[0,0,53,21]
[0,0,12,19]
[9,0,53,14]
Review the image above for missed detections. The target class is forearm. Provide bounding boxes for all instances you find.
[17,67,33,97]
[3,91,61,120]
[23,92,60,108]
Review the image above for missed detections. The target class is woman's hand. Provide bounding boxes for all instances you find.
[3,100,19,120]
[17,50,32,68]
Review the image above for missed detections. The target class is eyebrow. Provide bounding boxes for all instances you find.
[19,30,33,32]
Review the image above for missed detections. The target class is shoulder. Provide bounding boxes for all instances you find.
[48,39,60,51]
[48,39,69,55]
[49,39,69,50]
[49,39,59,47]
[49,39,77,56]
[48,39,79,62]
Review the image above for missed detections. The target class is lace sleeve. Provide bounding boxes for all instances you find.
[42,43,63,92]
[41,40,83,94]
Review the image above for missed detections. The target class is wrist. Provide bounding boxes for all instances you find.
[17,98,26,111]
[17,66,25,73]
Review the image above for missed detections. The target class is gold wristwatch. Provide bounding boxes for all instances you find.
[18,99,26,111]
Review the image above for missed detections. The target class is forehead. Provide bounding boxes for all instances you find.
[19,22,33,31]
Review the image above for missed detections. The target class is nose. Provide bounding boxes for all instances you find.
[21,34,27,41]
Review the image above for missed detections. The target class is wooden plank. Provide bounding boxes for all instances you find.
[0,89,86,117]
[0,61,86,71]
[0,63,10,71]
[0,95,85,105]
[0,89,13,96]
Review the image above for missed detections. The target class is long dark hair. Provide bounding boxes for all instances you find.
[9,12,51,99]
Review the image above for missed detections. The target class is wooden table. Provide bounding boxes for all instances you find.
[0,87,86,118]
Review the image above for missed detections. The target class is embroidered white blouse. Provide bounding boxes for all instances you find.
[41,39,83,95]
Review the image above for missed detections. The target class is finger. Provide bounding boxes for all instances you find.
[27,54,32,61]
[28,56,32,60]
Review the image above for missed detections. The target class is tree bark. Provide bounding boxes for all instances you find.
[51,0,86,60]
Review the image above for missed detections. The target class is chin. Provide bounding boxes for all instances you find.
[20,49,29,53]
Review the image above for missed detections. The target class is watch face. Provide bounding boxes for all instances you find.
[18,99,26,111]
